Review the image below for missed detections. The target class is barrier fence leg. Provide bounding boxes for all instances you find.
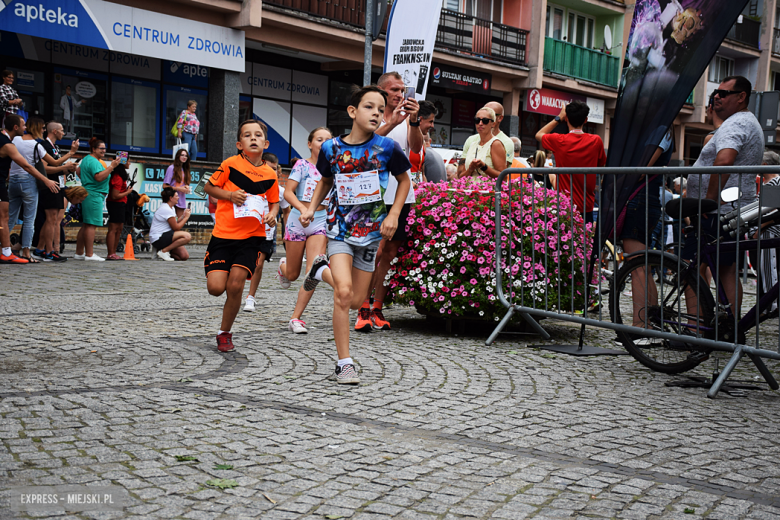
[486,306,515,346]
[747,353,780,390]
[707,346,744,399]
[518,312,551,340]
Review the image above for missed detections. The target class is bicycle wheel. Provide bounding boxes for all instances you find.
[609,253,715,374]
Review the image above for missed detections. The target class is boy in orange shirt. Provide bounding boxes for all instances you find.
[204,120,280,352]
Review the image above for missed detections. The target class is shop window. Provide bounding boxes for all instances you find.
[329,81,355,108]
[327,107,353,138]
[239,96,253,123]
[164,86,207,159]
[110,77,160,153]
[52,68,108,144]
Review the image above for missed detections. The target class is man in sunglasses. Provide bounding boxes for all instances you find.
[684,75,763,318]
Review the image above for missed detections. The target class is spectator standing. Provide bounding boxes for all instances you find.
[176,100,200,161]
[33,121,79,262]
[0,114,55,264]
[422,134,446,183]
[150,187,192,261]
[75,138,121,262]
[459,107,507,179]
[59,85,86,137]
[535,100,606,222]
[7,117,61,262]
[459,101,513,173]
[685,75,764,318]
[105,164,134,260]
[0,70,23,122]
[757,151,780,312]
[545,150,554,168]
[163,149,191,218]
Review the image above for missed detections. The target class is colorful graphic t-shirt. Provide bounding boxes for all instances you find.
[208,153,279,240]
[316,134,411,246]
[288,159,330,207]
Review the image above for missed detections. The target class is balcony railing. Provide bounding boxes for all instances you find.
[436,9,528,65]
[543,37,619,87]
[263,0,369,28]
[263,3,529,67]
[725,17,760,48]
[773,28,780,55]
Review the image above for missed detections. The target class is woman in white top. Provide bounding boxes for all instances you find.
[7,117,60,261]
[149,187,192,261]
[460,107,507,179]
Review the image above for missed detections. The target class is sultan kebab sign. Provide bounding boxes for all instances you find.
[524,87,604,125]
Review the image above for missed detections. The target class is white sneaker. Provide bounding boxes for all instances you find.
[157,250,174,262]
[288,319,308,334]
[277,258,291,289]
[243,296,256,312]
[85,254,105,262]
[74,253,86,260]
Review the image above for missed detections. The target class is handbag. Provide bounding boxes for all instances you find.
[17,108,28,122]
[170,120,179,137]
[173,138,189,159]
[32,142,49,191]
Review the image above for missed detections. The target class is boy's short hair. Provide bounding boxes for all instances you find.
[565,100,590,128]
[161,187,177,203]
[263,152,279,165]
[237,119,268,141]
[349,85,387,109]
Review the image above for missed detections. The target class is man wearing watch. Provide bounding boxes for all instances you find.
[535,100,606,223]
[354,71,423,333]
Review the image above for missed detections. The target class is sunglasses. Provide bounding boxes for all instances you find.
[712,89,744,99]
[474,117,494,125]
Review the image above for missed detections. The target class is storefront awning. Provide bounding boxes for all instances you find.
[0,0,245,72]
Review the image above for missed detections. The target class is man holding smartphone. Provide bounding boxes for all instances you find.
[353,71,423,332]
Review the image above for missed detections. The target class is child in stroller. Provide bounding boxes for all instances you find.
[116,191,152,254]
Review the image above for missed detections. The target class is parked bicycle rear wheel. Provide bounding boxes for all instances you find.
[609,253,715,374]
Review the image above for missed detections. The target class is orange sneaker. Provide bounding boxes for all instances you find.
[371,308,391,330]
[354,307,372,333]
[0,253,29,264]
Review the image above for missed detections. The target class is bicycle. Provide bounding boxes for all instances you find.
[609,190,780,387]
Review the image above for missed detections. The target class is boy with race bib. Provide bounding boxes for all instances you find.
[203,119,280,353]
[300,86,411,384]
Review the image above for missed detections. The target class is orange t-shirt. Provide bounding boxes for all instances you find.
[208,153,279,240]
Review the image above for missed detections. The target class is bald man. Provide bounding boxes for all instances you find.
[457,101,514,177]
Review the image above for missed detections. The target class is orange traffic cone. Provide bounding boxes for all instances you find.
[123,234,138,260]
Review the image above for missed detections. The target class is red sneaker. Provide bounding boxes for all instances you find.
[217,332,234,352]
[371,308,391,330]
[0,253,29,264]
[354,307,372,333]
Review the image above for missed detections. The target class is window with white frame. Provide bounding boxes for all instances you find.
[546,4,595,47]
[708,56,734,83]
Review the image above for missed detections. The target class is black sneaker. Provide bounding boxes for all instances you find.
[303,254,328,291]
[31,249,47,261]
[49,252,67,262]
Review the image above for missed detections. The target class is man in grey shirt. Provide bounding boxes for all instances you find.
[685,75,763,317]
[423,134,446,183]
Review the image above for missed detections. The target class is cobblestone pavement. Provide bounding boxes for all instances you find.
[1,245,780,519]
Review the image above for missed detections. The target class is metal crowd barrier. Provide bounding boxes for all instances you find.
[486,165,780,398]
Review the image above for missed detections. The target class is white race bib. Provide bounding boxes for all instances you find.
[335,170,381,205]
[233,193,269,224]
[299,177,319,203]
[63,171,81,188]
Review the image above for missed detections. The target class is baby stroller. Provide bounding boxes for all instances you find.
[116,191,152,253]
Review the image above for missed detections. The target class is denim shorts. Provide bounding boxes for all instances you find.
[619,191,662,245]
[328,238,379,272]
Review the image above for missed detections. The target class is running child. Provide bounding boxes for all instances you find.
[273,127,335,333]
[203,119,279,352]
[300,86,411,384]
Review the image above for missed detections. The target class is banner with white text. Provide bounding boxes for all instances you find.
[383,0,442,99]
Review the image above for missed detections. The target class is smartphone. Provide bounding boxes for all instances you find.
[117,151,128,165]
[404,86,416,101]
[187,202,191,210]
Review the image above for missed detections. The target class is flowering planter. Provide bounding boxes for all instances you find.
[387,177,593,323]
